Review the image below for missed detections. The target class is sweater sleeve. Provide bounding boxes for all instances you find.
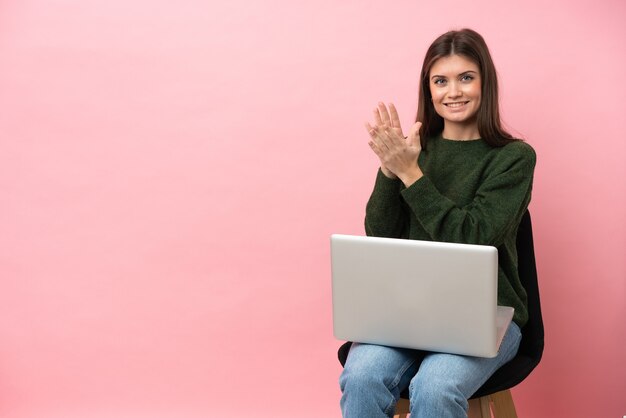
[364,168,408,238]
[400,142,536,246]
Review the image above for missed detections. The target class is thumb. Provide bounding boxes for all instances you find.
[408,121,422,146]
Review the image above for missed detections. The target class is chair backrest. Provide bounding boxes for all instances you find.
[515,210,544,363]
[469,210,544,398]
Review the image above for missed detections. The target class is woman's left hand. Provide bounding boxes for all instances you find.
[366,102,424,187]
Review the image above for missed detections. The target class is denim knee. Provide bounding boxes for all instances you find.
[409,373,467,416]
[339,361,388,394]
[340,364,401,418]
[340,344,421,417]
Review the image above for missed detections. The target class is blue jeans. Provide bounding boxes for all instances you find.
[339,322,522,418]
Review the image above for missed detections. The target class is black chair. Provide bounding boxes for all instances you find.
[337,211,544,417]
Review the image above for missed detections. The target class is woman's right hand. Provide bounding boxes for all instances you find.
[366,102,422,180]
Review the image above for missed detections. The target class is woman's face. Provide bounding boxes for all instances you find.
[429,54,481,129]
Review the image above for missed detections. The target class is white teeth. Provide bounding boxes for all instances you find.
[445,102,468,108]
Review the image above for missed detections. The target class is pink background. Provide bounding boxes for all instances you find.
[1,0,625,417]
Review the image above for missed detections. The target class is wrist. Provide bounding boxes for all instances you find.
[398,166,423,188]
[380,166,398,179]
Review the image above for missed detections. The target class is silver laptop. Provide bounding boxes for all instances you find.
[330,234,514,358]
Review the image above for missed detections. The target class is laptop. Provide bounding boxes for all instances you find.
[330,234,514,358]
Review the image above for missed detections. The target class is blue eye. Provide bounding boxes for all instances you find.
[461,74,474,82]
[434,78,446,85]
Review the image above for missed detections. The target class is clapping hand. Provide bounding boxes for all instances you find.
[365,102,423,186]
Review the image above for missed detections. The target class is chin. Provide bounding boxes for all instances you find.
[445,111,478,124]
[445,115,473,124]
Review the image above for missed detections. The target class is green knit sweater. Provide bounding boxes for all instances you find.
[365,134,536,327]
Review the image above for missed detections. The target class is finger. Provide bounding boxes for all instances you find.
[377,129,396,153]
[373,108,383,127]
[376,131,391,151]
[407,121,422,137]
[366,123,389,150]
[384,125,404,148]
[378,102,391,126]
[368,136,387,160]
[381,126,398,148]
[388,103,403,130]
[368,139,382,157]
[365,122,380,140]
[408,121,423,146]
[364,122,376,139]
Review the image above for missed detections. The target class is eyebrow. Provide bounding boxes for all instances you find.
[430,70,479,80]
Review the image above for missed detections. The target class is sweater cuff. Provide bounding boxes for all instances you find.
[374,168,403,196]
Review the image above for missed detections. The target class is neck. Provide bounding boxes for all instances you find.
[442,122,480,141]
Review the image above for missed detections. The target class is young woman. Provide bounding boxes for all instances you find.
[339,28,536,418]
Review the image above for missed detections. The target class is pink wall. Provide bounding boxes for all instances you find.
[1,0,624,417]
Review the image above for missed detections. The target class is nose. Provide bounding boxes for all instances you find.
[448,81,462,98]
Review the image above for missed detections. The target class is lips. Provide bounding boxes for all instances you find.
[444,101,470,108]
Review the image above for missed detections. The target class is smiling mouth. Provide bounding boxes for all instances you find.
[444,101,470,108]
